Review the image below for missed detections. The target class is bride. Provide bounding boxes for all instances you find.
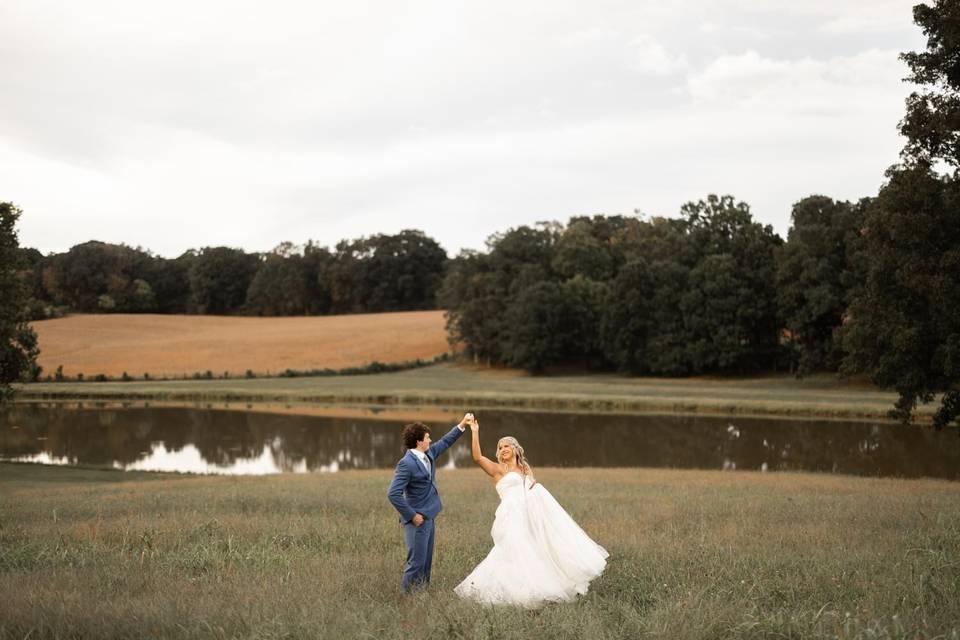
[454,416,608,607]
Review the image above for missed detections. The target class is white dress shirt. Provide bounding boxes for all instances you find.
[411,449,431,474]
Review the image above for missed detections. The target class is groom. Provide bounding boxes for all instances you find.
[387,413,472,593]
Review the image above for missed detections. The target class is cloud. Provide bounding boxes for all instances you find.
[820,15,912,35]
[628,35,689,75]
[686,48,907,117]
[0,0,929,257]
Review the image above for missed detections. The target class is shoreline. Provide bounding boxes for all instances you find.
[12,362,938,423]
[6,395,927,423]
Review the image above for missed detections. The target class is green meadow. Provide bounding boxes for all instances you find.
[2,462,958,639]
[13,362,934,421]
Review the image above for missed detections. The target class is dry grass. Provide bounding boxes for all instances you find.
[31,311,449,378]
[2,463,958,639]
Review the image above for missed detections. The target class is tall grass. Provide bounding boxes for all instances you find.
[2,463,958,639]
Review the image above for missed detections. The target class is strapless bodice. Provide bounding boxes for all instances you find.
[495,471,533,500]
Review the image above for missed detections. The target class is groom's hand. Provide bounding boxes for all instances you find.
[412,513,425,527]
[458,413,474,430]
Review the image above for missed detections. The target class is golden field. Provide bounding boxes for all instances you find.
[30,311,449,379]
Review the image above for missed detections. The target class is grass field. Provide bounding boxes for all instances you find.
[2,462,958,639]
[30,311,449,379]
[15,361,938,422]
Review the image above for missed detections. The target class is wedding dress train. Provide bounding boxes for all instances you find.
[454,471,608,607]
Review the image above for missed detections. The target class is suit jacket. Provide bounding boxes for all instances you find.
[387,425,464,523]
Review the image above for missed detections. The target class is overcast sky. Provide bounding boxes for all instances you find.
[1,0,926,258]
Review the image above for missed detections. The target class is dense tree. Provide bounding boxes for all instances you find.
[600,259,657,372]
[443,204,781,375]
[329,230,448,314]
[776,196,866,374]
[843,167,960,429]
[502,281,569,372]
[13,230,446,318]
[246,244,313,316]
[439,250,509,364]
[619,215,687,265]
[679,254,759,372]
[898,0,960,167]
[667,196,783,373]
[842,0,960,430]
[552,216,629,281]
[441,224,560,366]
[601,256,690,375]
[557,275,608,363]
[188,247,260,315]
[0,203,40,397]
[15,247,54,321]
[302,242,335,315]
[43,241,158,312]
[641,259,691,374]
[501,275,608,372]
[144,251,194,314]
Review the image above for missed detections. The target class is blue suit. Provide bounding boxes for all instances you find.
[387,425,464,592]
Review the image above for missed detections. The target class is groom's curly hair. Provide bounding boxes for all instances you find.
[402,422,431,449]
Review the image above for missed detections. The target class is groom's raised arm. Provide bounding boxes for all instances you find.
[428,425,465,460]
[387,462,417,523]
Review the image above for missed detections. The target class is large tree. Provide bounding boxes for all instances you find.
[501,275,608,372]
[674,195,783,373]
[600,258,657,373]
[551,215,629,281]
[188,247,260,315]
[776,195,866,374]
[843,167,960,429]
[0,203,40,398]
[842,0,960,430]
[246,243,313,316]
[441,224,560,366]
[141,251,194,314]
[302,241,335,315]
[329,230,448,314]
[43,241,158,312]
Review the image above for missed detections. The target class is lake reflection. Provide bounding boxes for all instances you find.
[1,403,958,479]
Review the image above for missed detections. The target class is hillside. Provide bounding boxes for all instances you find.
[30,311,449,378]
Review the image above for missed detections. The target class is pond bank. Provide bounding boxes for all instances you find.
[13,363,936,422]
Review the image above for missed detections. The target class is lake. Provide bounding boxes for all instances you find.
[1,402,957,479]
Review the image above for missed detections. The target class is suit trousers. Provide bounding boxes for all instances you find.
[401,516,436,592]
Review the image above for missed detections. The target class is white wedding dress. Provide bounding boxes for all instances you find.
[454,471,609,608]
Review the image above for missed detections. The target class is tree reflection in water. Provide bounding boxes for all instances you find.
[0,404,957,479]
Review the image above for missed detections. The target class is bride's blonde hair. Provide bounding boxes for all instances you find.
[498,436,534,484]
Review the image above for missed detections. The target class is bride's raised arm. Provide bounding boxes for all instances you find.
[470,420,501,480]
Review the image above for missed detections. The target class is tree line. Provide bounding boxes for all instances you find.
[440,195,865,379]
[15,230,448,318]
[10,195,865,383]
